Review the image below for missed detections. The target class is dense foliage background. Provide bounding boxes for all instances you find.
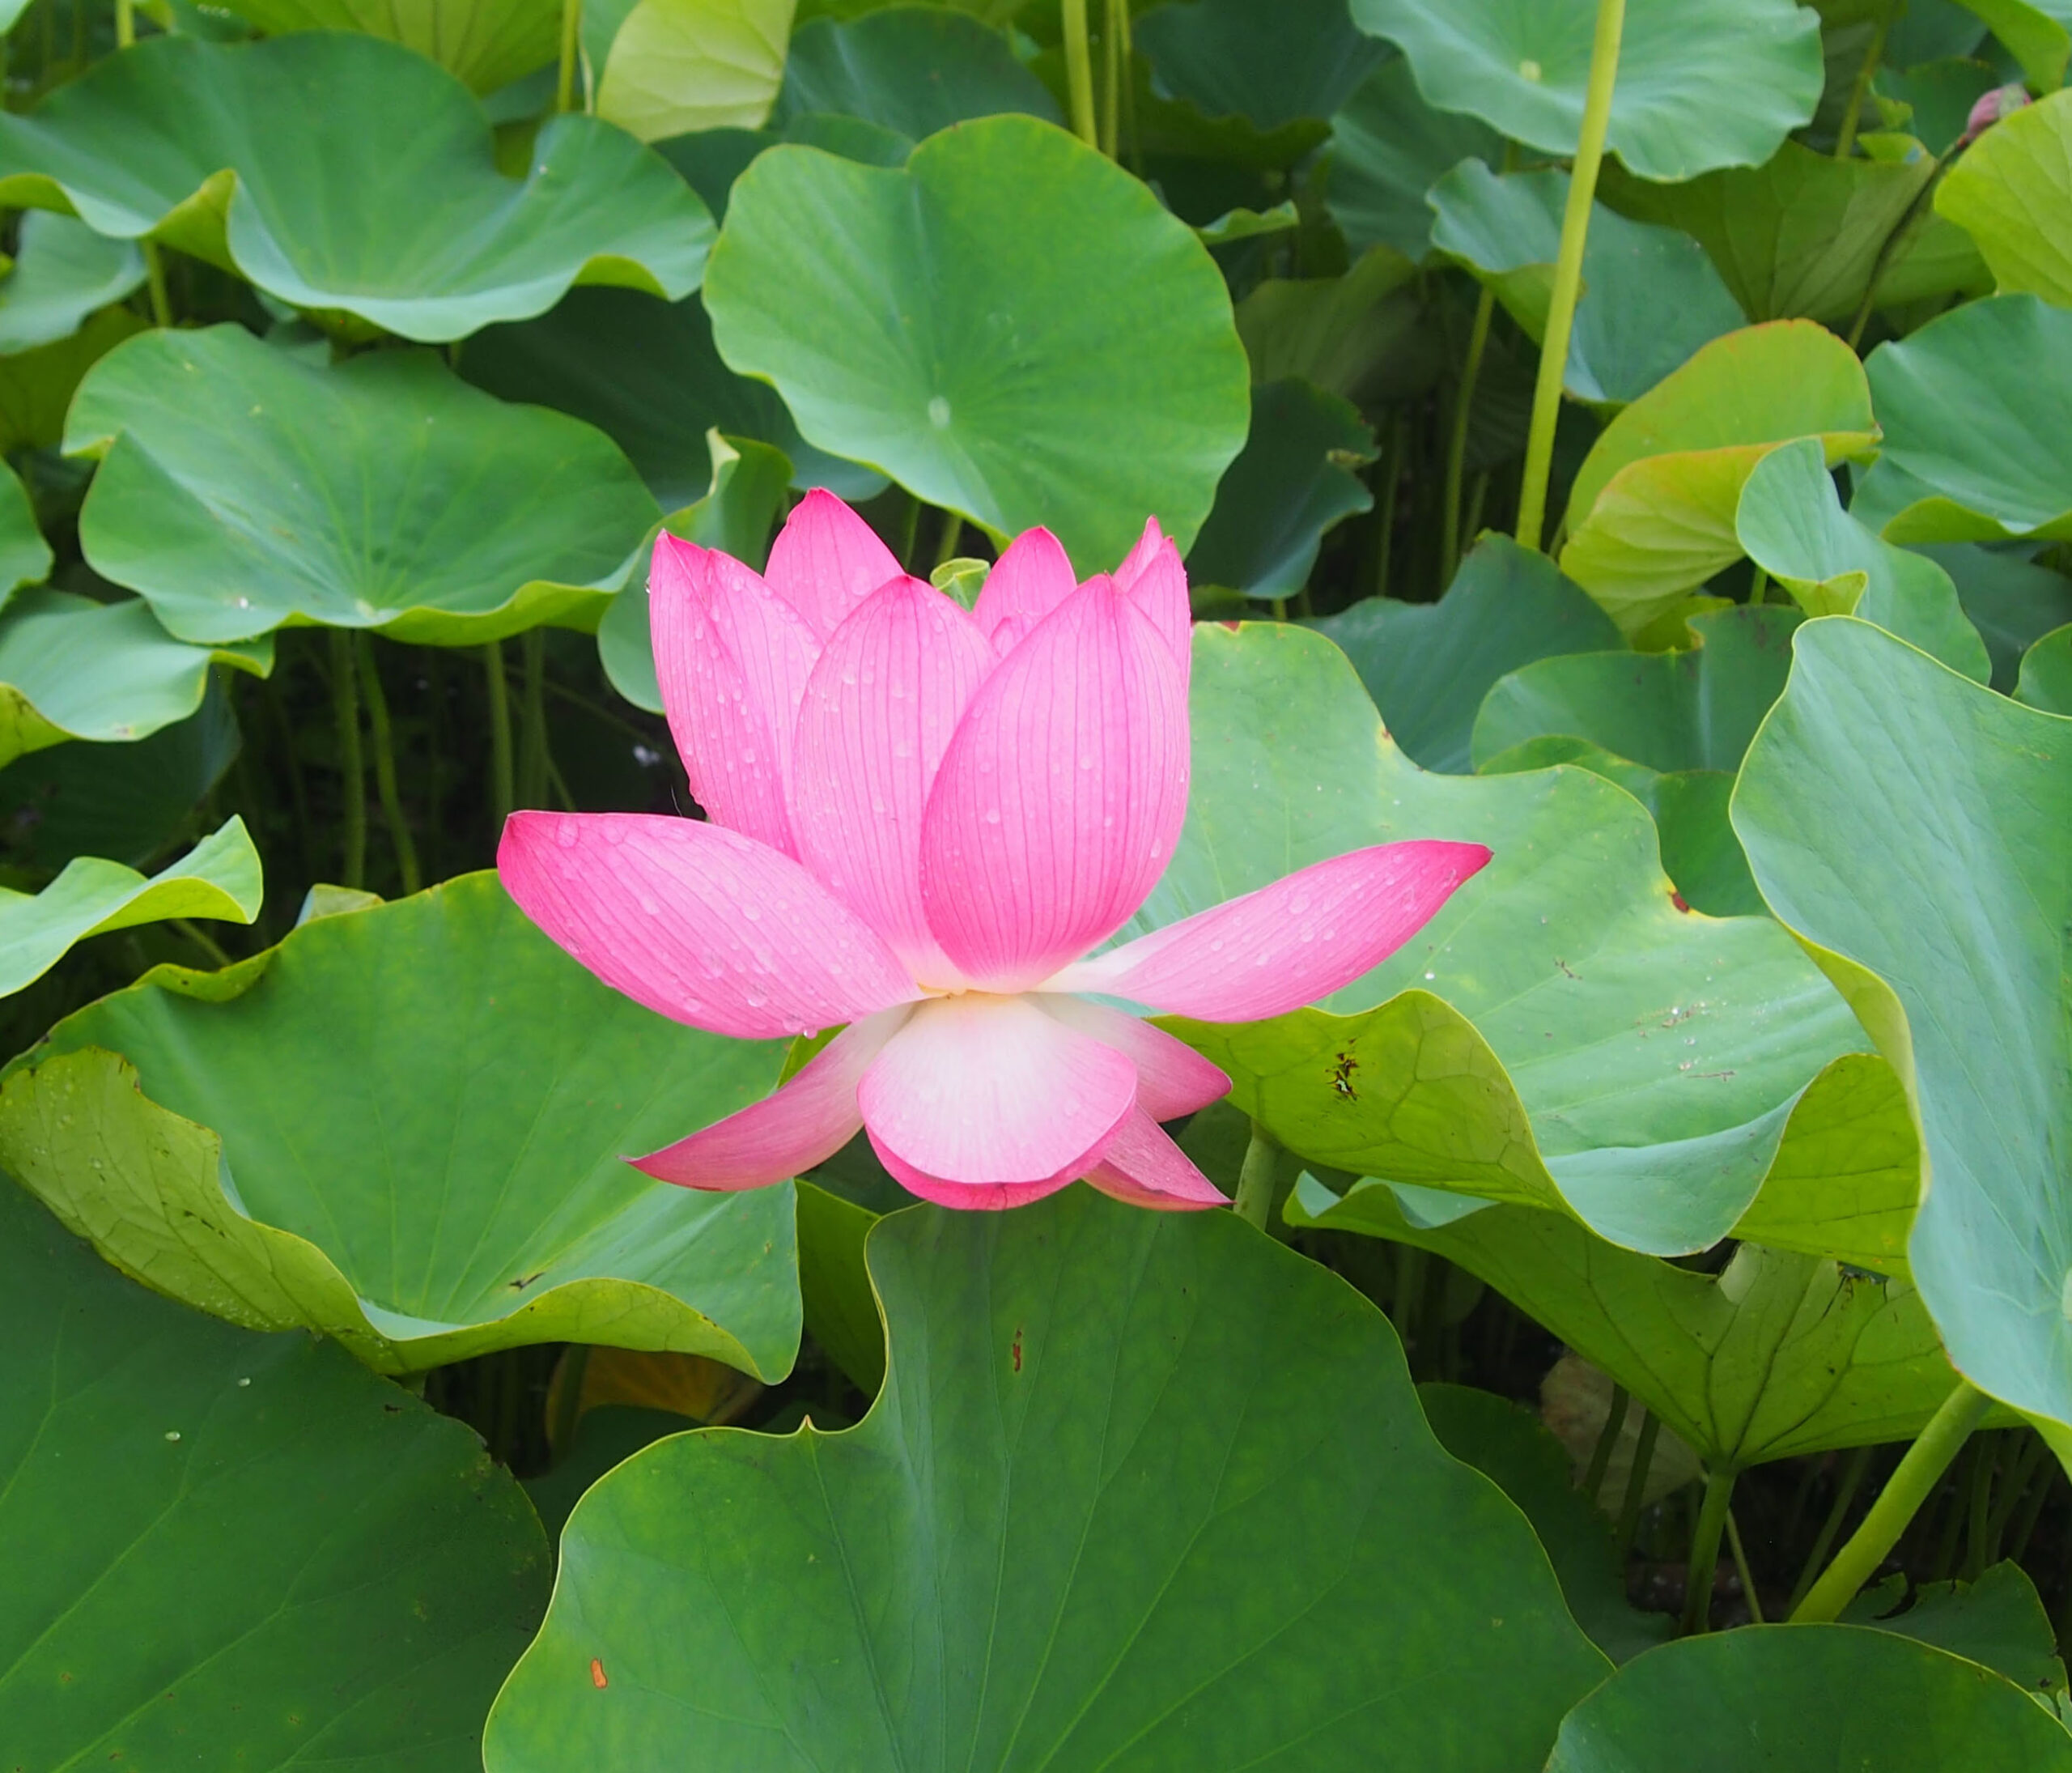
[5,0,2072,1765]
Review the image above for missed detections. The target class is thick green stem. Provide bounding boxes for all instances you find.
[1582,1384,1629,1505]
[356,633,421,895]
[1794,1380,1992,1623]
[1100,0,1123,157]
[1233,1120,1280,1231]
[1516,0,1624,553]
[483,640,515,830]
[114,0,131,45]
[1059,0,1099,150]
[1726,1508,1764,1623]
[519,628,550,810]
[1684,1465,1738,1634]
[1833,2,1894,160]
[1442,281,1496,589]
[1616,1409,1660,1555]
[329,629,366,890]
[555,0,583,114]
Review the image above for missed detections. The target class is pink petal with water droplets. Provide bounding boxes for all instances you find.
[631,1007,911,1188]
[651,535,819,856]
[1084,1110,1229,1210]
[1049,841,1492,1022]
[971,525,1076,647]
[1035,994,1229,1120]
[1113,517,1191,680]
[919,580,1190,992]
[792,576,996,984]
[857,992,1136,1191]
[499,810,919,1040]
[763,488,906,640]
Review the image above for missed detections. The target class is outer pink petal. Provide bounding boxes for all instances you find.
[857,992,1135,1188]
[866,1139,1081,1212]
[1113,517,1191,681]
[971,525,1076,648]
[1035,993,1229,1120]
[499,810,919,1039]
[651,535,819,856]
[919,579,1190,992]
[1084,1110,1229,1210]
[763,488,905,640]
[631,1007,911,1188]
[792,576,996,985]
[1048,840,1492,1022]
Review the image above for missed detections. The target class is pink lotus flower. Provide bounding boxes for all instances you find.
[500,492,1489,1210]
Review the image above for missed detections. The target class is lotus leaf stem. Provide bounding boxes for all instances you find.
[329,627,367,891]
[1516,0,1624,553]
[1833,2,1895,161]
[357,632,422,896]
[556,0,583,116]
[1684,1465,1738,1633]
[1726,1507,1763,1623]
[1060,0,1100,150]
[484,639,516,829]
[1793,1378,1990,1622]
[1442,281,1495,590]
[1582,1384,1629,1505]
[1615,1407,1658,1555]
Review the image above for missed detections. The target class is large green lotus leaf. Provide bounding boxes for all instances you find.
[66,324,660,646]
[1952,0,2072,90]
[1325,53,1504,261]
[1600,141,1986,327]
[208,0,560,92]
[1231,242,1430,406]
[0,816,261,996]
[1938,91,2072,304]
[1348,0,1824,181]
[1474,605,1800,775]
[0,588,270,765]
[2017,623,2072,712]
[1855,296,2072,544]
[771,5,1060,140]
[1736,436,1991,678]
[1183,376,1374,599]
[1560,321,1879,634]
[0,872,801,1377]
[482,1188,1608,1769]
[0,34,711,342]
[1308,534,1624,773]
[0,680,240,870]
[1922,542,2072,691]
[1417,1382,1673,1663]
[0,453,50,600]
[1295,1180,1963,1462]
[0,304,141,454]
[1734,617,2072,1446]
[705,116,1250,569]
[1428,162,1747,406]
[463,287,882,509]
[596,0,794,142]
[598,432,792,712]
[1134,0,1385,132]
[0,209,142,353]
[0,1180,550,1767]
[1545,1626,2072,1772]
[1843,1562,2068,1694]
[1140,623,1871,1258]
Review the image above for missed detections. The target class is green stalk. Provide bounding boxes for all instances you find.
[519,628,550,810]
[1233,1120,1280,1231]
[1100,0,1122,158]
[1794,1380,1991,1622]
[1582,1385,1630,1506]
[1684,1465,1738,1634]
[932,511,964,571]
[356,634,421,895]
[114,0,130,45]
[1616,1409,1660,1555]
[1374,413,1405,598]
[1985,1431,2048,1550]
[1442,281,1496,589]
[171,918,232,969]
[1726,1508,1764,1623]
[1833,2,1895,161]
[329,629,366,890]
[1515,0,1625,553]
[2010,1448,2059,1563]
[118,0,177,337]
[1790,1445,1873,1612]
[1749,562,1769,606]
[483,640,515,830]
[555,0,582,115]
[1060,0,1099,149]
[1963,1430,1998,1581]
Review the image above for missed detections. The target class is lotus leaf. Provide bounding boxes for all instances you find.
[0,32,711,342]
[482,1189,1608,1769]
[705,115,1250,568]
[1938,89,2072,307]
[1325,53,1504,261]
[1134,0,1386,133]
[208,0,562,93]
[0,209,143,352]
[595,0,795,142]
[0,872,802,1375]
